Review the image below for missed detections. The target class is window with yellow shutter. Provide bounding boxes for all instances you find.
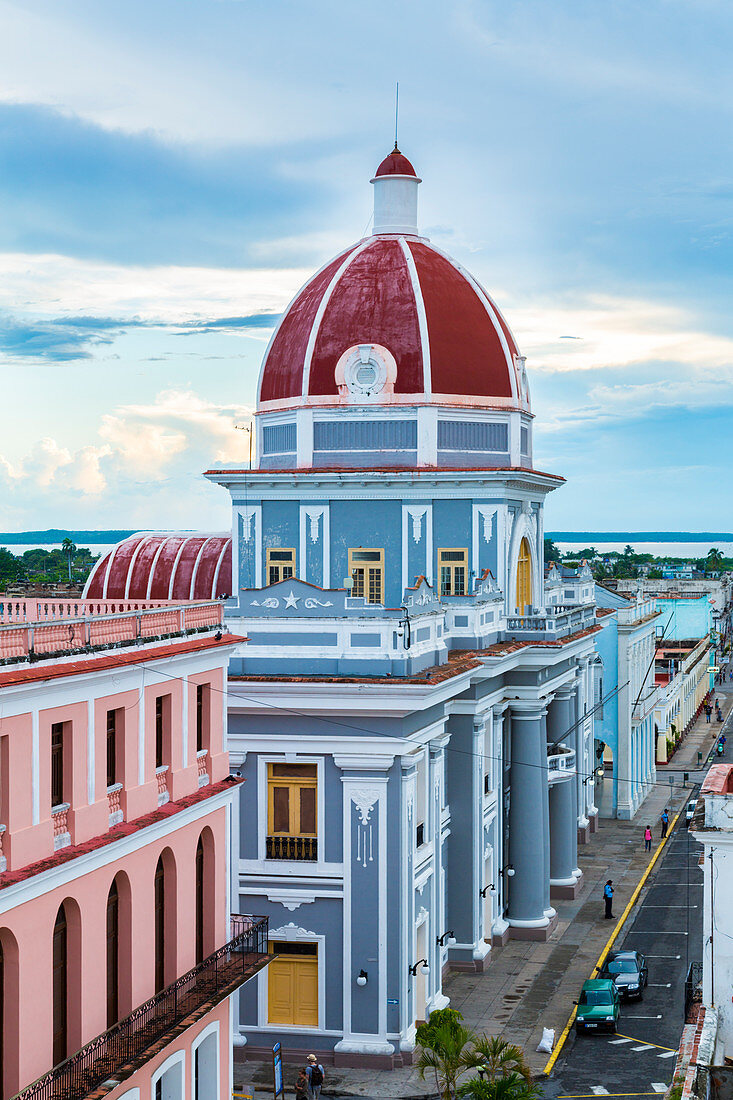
[438,548,468,596]
[348,548,384,604]
[266,763,317,860]
[266,548,296,586]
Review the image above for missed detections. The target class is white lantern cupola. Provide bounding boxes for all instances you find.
[370,144,421,236]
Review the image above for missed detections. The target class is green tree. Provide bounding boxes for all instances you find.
[416,1018,483,1100]
[472,1036,531,1083]
[61,537,76,581]
[648,568,663,579]
[0,548,23,586]
[458,1074,540,1100]
[707,548,724,573]
[623,543,634,559]
[544,538,561,564]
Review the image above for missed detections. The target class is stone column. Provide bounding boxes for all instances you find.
[507,703,555,939]
[491,708,509,944]
[547,690,582,898]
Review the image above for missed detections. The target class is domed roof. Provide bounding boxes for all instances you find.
[374,146,417,177]
[258,236,526,410]
[258,148,528,413]
[83,533,232,601]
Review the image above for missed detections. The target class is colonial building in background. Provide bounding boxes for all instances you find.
[88,149,604,1067]
[0,595,269,1100]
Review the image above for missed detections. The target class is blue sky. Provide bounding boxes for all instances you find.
[1,0,732,531]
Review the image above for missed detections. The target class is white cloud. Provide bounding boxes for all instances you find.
[0,388,253,528]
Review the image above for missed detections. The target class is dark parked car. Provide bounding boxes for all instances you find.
[598,950,648,1000]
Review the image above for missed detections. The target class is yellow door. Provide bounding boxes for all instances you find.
[267,944,318,1026]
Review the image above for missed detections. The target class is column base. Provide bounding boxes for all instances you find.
[578,816,591,844]
[333,1039,402,1068]
[550,871,583,899]
[507,911,558,941]
[491,918,510,947]
[588,809,599,833]
[450,940,491,973]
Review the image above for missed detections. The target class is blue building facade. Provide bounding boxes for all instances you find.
[205,150,601,1067]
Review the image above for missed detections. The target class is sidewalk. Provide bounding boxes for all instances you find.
[234,685,731,1099]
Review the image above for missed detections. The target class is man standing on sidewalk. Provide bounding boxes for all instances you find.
[603,880,614,919]
[661,808,669,838]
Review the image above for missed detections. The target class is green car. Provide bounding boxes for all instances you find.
[575,979,620,1033]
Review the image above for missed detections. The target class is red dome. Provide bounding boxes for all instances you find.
[84,533,232,601]
[258,236,526,410]
[374,147,417,177]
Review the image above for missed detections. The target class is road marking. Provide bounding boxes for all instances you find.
[615,1033,677,1051]
[631,1044,656,1051]
[648,983,672,987]
[609,1038,633,1044]
[624,1014,663,1019]
[626,930,688,935]
[542,804,683,1076]
[591,1088,610,1096]
[640,904,698,908]
[658,1051,677,1059]
[645,954,681,959]
[652,1085,668,1093]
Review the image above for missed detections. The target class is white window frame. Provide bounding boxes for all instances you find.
[256,927,327,1033]
[257,756,326,867]
[191,1018,221,1100]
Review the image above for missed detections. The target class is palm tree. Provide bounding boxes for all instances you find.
[61,537,76,582]
[458,1074,541,1100]
[472,1036,532,1083]
[707,548,724,573]
[416,1020,484,1100]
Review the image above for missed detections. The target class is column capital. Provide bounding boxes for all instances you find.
[334,754,395,773]
[509,701,548,720]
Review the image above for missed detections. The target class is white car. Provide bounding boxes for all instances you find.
[685,798,699,826]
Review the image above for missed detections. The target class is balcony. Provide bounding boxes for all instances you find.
[0,601,223,664]
[265,835,317,861]
[11,915,270,1100]
[547,744,576,782]
[505,604,597,641]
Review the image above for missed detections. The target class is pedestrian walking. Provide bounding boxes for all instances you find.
[705,705,712,723]
[603,880,614,919]
[295,1069,309,1100]
[644,825,653,852]
[661,808,669,838]
[306,1054,324,1100]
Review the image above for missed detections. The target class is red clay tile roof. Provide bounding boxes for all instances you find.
[0,777,242,891]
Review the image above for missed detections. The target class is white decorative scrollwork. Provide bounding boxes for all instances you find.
[406,506,428,544]
[304,598,334,609]
[304,507,324,544]
[477,506,496,543]
[239,507,257,543]
[250,597,279,608]
[268,922,318,940]
[351,788,380,869]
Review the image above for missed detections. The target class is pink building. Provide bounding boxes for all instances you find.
[0,596,269,1100]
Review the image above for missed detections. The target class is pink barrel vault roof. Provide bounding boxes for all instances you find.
[258,234,525,409]
[83,533,232,601]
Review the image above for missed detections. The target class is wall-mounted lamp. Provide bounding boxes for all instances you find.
[479,883,498,899]
[356,969,368,987]
[436,930,457,947]
[409,958,430,977]
[504,865,515,877]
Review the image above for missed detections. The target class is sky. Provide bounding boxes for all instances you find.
[1,0,732,533]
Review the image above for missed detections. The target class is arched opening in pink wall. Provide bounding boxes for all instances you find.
[195,827,216,964]
[0,926,20,1098]
[110,871,133,1020]
[154,848,177,992]
[53,898,82,1067]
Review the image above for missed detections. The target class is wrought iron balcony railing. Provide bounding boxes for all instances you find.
[266,834,317,860]
[12,915,269,1100]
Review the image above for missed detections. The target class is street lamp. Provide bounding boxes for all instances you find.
[409,959,430,977]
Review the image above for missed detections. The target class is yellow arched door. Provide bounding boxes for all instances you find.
[516,537,532,614]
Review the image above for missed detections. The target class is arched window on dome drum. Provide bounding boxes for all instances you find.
[515,538,532,615]
[52,906,68,1067]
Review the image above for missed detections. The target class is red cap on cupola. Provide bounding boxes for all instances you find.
[257,149,530,415]
[374,145,418,178]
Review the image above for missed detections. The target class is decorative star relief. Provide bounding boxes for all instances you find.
[284,591,301,609]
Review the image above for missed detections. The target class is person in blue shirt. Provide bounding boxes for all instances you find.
[603,880,614,919]
[661,809,669,838]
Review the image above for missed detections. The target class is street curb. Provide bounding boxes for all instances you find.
[542,803,684,1076]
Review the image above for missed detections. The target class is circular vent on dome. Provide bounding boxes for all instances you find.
[334,343,397,399]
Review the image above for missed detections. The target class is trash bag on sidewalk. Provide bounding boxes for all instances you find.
[536,1027,555,1053]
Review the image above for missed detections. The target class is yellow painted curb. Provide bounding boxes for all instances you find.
[542,805,683,1075]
